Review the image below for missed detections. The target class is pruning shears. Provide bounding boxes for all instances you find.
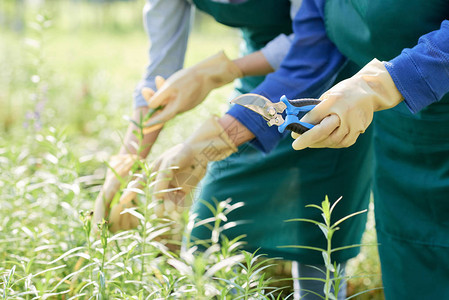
[231,93,321,134]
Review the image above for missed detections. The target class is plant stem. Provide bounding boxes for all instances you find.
[139,179,150,299]
[325,232,332,300]
[99,221,109,299]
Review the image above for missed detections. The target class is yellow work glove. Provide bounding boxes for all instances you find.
[151,116,238,205]
[92,154,140,228]
[108,175,144,233]
[143,51,243,133]
[292,59,403,149]
[93,87,157,233]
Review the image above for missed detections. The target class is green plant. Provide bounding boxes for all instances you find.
[281,196,382,300]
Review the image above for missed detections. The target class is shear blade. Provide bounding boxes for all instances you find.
[230,93,274,120]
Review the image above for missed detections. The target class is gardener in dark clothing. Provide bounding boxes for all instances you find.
[93,1,373,299]
[254,0,448,299]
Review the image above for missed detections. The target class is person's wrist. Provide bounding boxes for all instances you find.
[194,51,242,86]
[218,114,254,147]
[227,57,244,79]
[358,59,403,111]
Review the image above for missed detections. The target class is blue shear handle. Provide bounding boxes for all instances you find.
[278,95,320,134]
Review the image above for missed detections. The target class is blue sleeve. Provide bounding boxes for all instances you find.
[227,0,347,153]
[260,0,302,70]
[133,0,191,108]
[261,33,294,71]
[385,20,449,113]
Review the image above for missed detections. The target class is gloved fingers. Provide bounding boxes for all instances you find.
[163,191,185,214]
[141,108,165,134]
[308,123,349,148]
[141,87,155,105]
[290,96,336,144]
[173,171,202,199]
[153,164,175,200]
[153,155,187,205]
[101,175,120,203]
[307,130,345,148]
[325,112,369,148]
[149,144,180,175]
[164,198,177,214]
[291,132,300,139]
[116,213,139,231]
[335,133,358,148]
[109,208,139,233]
[92,172,122,229]
[108,154,138,179]
[120,189,137,206]
[92,154,139,233]
[147,75,171,109]
[146,88,174,109]
[299,95,335,125]
[109,203,125,232]
[154,195,184,218]
[101,154,138,201]
[109,190,139,232]
[92,191,107,229]
[292,114,340,150]
[149,156,162,173]
[142,122,164,134]
[143,101,178,130]
[155,75,165,89]
[334,127,364,148]
[153,200,165,218]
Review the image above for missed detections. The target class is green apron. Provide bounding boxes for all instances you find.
[190,0,373,264]
[193,0,292,94]
[325,0,449,298]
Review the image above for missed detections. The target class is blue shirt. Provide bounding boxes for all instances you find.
[385,20,449,114]
[133,0,301,108]
[228,0,449,153]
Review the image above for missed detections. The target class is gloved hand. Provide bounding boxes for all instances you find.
[108,175,143,233]
[92,154,140,228]
[143,51,243,133]
[291,59,403,149]
[93,87,157,233]
[151,116,238,204]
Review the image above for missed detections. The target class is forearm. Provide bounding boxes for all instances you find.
[233,51,274,77]
[134,0,191,108]
[120,107,163,158]
[385,20,449,113]
[227,0,347,154]
[218,114,255,147]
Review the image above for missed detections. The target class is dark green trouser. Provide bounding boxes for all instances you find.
[325,0,449,297]
[189,0,372,265]
[191,127,372,264]
[374,102,449,299]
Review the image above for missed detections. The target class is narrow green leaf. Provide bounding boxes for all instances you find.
[332,209,368,228]
[305,204,324,212]
[331,243,379,253]
[285,218,322,226]
[278,245,325,252]
[345,287,384,300]
[318,224,329,237]
[298,288,326,300]
[329,196,343,215]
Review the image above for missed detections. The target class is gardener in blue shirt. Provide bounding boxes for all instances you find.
[288,5,449,300]
[176,0,447,298]
[93,0,373,299]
